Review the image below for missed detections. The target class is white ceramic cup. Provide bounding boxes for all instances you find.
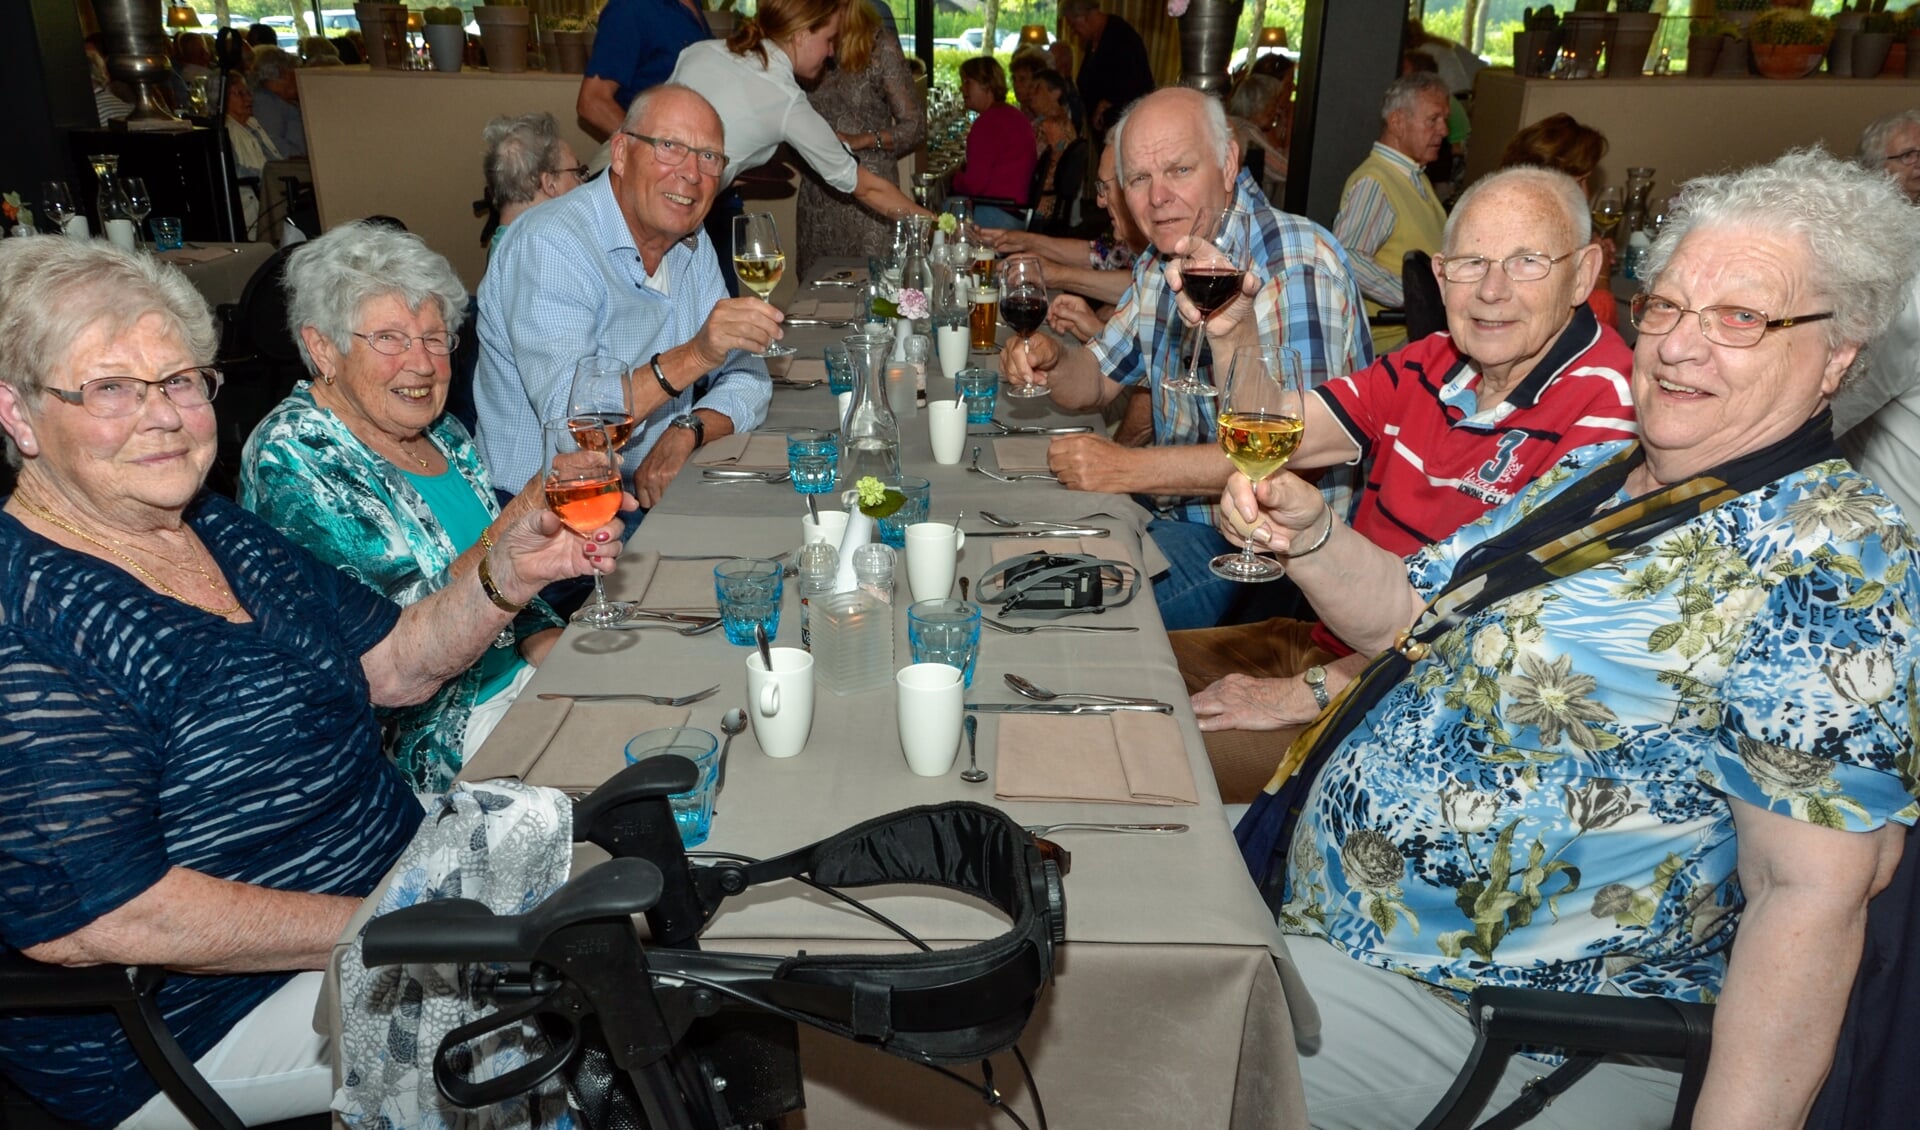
[835,390,854,427]
[802,509,850,546]
[904,522,967,602]
[936,323,969,379]
[746,647,815,759]
[896,662,964,776]
[928,400,968,465]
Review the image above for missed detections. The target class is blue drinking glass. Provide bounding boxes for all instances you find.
[714,558,784,646]
[786,428,838,494]
[876,476,931,549]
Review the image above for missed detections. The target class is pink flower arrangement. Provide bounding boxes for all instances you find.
[1167,0,1190,16]
[896,287,931,321]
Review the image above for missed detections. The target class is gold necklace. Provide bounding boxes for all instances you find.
[13,491,242,617]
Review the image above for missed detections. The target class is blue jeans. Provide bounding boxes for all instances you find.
[1147,517,1309,632]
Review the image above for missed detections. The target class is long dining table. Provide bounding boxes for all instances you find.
[461,261,1318,1128]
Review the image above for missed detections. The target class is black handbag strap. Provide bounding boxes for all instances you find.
[974,552,1140,619]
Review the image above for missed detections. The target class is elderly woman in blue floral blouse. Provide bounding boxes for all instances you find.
[241,222,563,792]
[1227,149,1920,1129]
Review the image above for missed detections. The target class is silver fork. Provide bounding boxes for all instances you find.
[984,618,1139,635]
[969,446,1059,483]
[536,685,721,707]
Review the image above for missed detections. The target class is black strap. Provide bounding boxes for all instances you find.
[973,552,1140,619]
[1477,1055,1604,1130]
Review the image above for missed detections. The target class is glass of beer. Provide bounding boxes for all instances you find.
[1210,345,1305,584]
[969,284,999,354]
[970,245,997,288]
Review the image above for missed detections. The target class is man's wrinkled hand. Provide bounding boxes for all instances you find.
[999,330,1060,390]
[1048,293,1105,342]
[1162,235,1260,338]
[632,427,696,509]
[1047,433,1134,493]
[692,297,784,367]
[1191,674,1316,732]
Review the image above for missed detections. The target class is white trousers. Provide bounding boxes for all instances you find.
[460,662,537,762]
[117,971,331,1129]
[1288,937,1684,1129]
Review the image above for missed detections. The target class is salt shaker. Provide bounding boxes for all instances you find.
[853,542,896,605]
[798,541,838,649]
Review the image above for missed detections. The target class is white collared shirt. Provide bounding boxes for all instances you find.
[669,38,859,193]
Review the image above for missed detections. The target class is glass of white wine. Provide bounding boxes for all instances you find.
[733,211,794,359]
[1590,185,1624,241]
[1210,345,1304,584]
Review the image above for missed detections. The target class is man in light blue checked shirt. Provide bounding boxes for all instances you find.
[1002,87,1372,632]
[476,84,772,518]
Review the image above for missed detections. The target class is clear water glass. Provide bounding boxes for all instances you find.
[623,727,720,847]
[713,558,784,646]
[877,476,931,549]
[908,599,983,689]
[786,428,838,494]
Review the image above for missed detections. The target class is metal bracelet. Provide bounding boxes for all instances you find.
[1284,504,1336,559]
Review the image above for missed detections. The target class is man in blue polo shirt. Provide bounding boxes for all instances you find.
[576,0,713,140]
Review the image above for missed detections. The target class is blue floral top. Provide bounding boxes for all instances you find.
[1283,441,1920,1004]
[239,384,562,792]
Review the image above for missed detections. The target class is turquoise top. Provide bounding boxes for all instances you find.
[239,383,561,791]
[402,467,525,703]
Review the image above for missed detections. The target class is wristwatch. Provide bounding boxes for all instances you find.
[1303,665,1331,711]
[668,412,705,448]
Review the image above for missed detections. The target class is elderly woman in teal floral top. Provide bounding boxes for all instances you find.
[241,222,563,792]
[1225,149,1920,1129]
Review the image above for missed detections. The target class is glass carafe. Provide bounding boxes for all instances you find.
[1622,167,1656,238]
[840,336,901,486]
[95,167,136,252]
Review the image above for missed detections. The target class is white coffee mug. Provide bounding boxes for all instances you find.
[904,522,967,602]
[936,324,969,379]
[802,509,850,547]
[896,663,964,776]
[927,400,968,465]
[746,647,815,759]
[835,390,854,428]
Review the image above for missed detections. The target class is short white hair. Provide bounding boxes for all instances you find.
[1111,88,1231,183]
[1444,166,1591,252]
[1646,148,1920,360]
[1856,108,1920,167]
[1381,72,1448,124]
[283,221,468,374]
[0,239,215,468]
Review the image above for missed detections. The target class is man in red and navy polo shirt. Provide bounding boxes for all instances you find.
[1172,165,1638,802]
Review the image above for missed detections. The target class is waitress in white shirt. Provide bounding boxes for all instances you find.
[670,0,931,260]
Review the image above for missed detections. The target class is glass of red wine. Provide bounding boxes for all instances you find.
[998,254,1050,399]
[542,417,629,627]
[1166,208,1252,397]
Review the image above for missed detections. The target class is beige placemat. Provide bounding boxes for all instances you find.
[989,536,1136,572]
[786,358,828,383]
[994,712,1196,806]
[993,436,1054,474]
[463,699,692,790]
[690,432,789,470]
[621,550,723,613]
[788,297,859,319]
[158,246,240,265]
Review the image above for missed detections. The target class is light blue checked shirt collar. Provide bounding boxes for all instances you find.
[1086,169,1374,527]
[473,173,770,493]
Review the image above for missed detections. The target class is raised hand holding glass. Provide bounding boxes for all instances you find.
[1210,345,1304,583]
[542,417,631,626]
[1167,209,1252,397]
[733,211,794,358]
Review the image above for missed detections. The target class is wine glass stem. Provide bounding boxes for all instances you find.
[1188,316,1209,385]
[590,564,611,612]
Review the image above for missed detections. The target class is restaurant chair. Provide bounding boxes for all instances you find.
[206,245,304,498]
[1418,819,1920,1129]
[1402,250,1447,344]
[958,137,1090,237]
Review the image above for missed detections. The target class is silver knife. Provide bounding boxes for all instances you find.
[784,317,859,328]
[969,424,1095,436]
[968,528,1111,538]
[966,702,1174,714]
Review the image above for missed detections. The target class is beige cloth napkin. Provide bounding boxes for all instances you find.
[690,432,789,470]
[158,246,239,265]
[461,698,692,791]
[614,550,723,613]
[785,358,828,383]
[994,712,1197,806]
[992,436,1054,474]
[787,297,859,319]
[989,536,1136,573]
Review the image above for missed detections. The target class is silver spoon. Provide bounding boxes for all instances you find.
[1005,673,1163,706]
[960,714,987,783]
[716,707,747,795]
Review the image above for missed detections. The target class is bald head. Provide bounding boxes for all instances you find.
[1113,88,1243,256]
[1112,88,1232,183]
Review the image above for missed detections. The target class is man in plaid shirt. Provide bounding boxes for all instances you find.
[1002,87,1372,631]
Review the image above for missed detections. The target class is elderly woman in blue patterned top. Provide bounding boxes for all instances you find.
[1223,149,1920,1128]
[241,221,567,793]
[0,239,626,1124]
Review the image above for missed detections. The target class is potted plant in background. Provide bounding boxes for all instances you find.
[422,6,465,71]
[475,0,531,73]
[1901,4,1920,75]
[1748,6,1833,78]
[1830,2,1868,75]
[1854,5,1897,78]
[1514,6,1563,77]
[549,14,593,73]
[1609,0,1661,77]
[1562,0,1613,77]
[1687,16,1735,75]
